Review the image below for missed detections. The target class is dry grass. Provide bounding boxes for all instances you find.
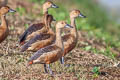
[0,0,120,79]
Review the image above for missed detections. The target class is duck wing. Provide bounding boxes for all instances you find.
[21,33,51,52]
[19,23,44,44]
[28,45,57,62]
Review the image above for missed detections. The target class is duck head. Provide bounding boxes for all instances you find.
[43,1,58,13]
[0,6,16,15]
[70,10,86,19]
[45,15,56,28]
[47,15,56,23]
[56,21,73,29]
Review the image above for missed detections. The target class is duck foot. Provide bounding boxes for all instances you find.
[60,57,64,64]
[47,64,53,75]
[44,64,48,73]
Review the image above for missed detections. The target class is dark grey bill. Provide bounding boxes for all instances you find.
[51,4,59,8]
[8,9,16,13]
[79,13,86,18]
[64,24,73,28]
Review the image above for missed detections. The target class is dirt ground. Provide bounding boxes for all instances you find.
[0,0,120,80]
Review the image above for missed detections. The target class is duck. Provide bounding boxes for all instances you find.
[60,10,86,64]
[21,15,55,52]
[0,6,16,43]
[27,21,72,75]
[19,1,58,45]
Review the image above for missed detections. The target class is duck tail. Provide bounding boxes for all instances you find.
[19,31,27,45]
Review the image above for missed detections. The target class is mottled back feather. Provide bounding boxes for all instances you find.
[21,33,51,52]
[19,23,44,43]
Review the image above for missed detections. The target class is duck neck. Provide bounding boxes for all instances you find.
[55,28,63,49]
[47,21,52,30]
[47,22,53,33]
[43,7,48,15]
[43,12,48,29]
[70,17,78,38]
[0,14,7,28]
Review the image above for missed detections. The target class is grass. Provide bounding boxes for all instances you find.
[92,67,100,78]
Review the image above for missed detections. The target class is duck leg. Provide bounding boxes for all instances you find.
[47,64,53,75]
[60,57,64,64]
[44,64,48,73]
[60,57,70,67]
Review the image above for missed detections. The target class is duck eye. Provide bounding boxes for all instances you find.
[73,12,77,15]
[61,21,65,24]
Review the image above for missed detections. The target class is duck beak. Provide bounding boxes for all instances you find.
[79,13,86,18]
[64,24,73,28]
[8,9,16,13]
[51,4,59,8]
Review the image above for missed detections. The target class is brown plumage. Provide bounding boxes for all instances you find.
[0,6,16,43]
[19,1,58,45]
[21,15,55,52]
[60,10,86,64]
[62,34,76,56]
[27,21,72,74]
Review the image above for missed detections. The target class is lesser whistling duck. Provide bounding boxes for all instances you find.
[60,10,86,64]
[19,1,58,45]
[21,15,55,52]
[27,21,72,74]
[0,6,16,43]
